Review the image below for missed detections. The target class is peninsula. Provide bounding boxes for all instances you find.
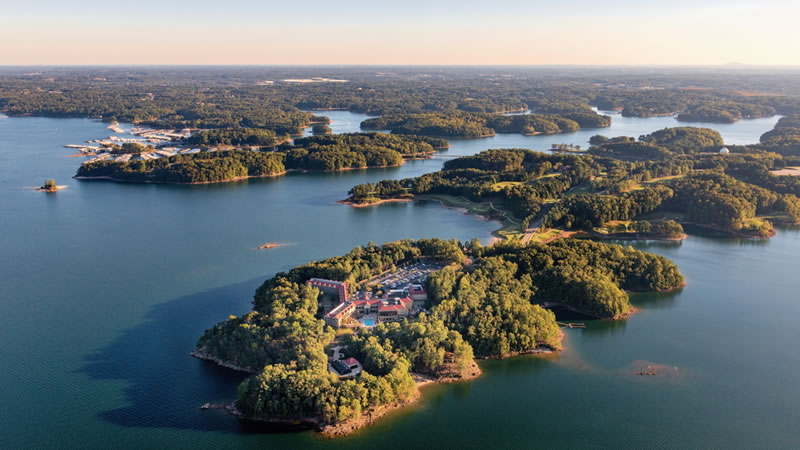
[345,124,800,241]
[74,133,448,184]
[194,238,683,436]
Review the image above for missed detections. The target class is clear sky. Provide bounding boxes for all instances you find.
[1,0,798,65]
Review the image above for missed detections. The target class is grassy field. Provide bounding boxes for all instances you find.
[620,174,688,193]
[525,228,565,243]
[563,183,593,196]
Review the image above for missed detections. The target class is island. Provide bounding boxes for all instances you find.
[35,179,66,192]
[193,238,683,436]
[74,133,448,184]
[344,125,800,240]
[360,110,610,138]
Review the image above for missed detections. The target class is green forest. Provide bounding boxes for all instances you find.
[75,133,448,183]
[346,122,800,238]
[197,238,682,427]
[3,67,798,129]
[360,111,610,137]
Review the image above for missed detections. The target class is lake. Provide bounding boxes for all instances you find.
[1,111,798,448]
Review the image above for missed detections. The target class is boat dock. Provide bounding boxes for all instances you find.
[556,321,586,328]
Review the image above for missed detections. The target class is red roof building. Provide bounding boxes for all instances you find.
[342,357,359,368]
[306,278,349,302]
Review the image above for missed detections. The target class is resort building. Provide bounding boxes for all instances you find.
[352,299,382,315]
[409,284,427,302]
[331,360,352,376]
[306,278,350,302]
[378,304,408,322]
[324,301,356,328]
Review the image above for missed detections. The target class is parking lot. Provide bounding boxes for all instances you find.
[367,260,446,290]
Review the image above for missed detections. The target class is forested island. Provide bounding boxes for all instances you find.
[346,123,800,240]
[74,133,447,184]
[360,110,611,138]
[194,238,683,435]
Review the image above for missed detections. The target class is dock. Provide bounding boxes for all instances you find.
[556,321,586,328]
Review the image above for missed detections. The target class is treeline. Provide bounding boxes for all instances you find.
[361,111,609,138]
[426,257,561,356]
[77,133,447,183]
[677,102,775,123]
[348,149,602,228]
[543,185,675,229]
[589,127,724,160]
[607,220,684,236]
[344,128,800,237]
[758,116,800,157]
[428,240,683,322]
[344,315,475,378]
[185,128,280,146]
[668,172,779,234]
[5,68,800,133]
[591,89,783,121]
[280,133,446,171]
[543,172,781,236]
[76,150,286,183]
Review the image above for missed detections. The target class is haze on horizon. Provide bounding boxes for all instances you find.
[2,0,799,66]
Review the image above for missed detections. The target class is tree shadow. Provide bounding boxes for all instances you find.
[77,276,299,434]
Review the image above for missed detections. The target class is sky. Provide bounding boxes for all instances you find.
[1,0,799,66]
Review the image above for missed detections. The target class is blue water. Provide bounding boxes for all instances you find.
[363,319,375,327]
[1,111,797,448]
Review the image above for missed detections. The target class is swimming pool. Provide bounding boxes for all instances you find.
[362,319,375,327]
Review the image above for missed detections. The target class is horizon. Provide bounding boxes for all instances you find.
[3,0,799,66]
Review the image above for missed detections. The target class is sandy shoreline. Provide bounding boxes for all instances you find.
[338,198,412,208]
[35,185,67,192]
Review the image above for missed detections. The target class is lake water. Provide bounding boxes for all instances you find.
[1,111,798,448]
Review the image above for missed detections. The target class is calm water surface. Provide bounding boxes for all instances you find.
[1,112,798,448]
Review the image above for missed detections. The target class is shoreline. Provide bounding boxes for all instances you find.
[73,161,409,185]
[580,230,688,242]
[338,198,413,208]
[198,357,483,438]
[680,221,776,239]
[195,333,578,439]
[72,148,446,186]
[190,349,257,374]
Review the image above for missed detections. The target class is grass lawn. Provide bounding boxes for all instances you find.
[564,183,593,196]
[527,228,567,243]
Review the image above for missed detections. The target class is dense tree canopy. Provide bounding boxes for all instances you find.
[76,133,448,183]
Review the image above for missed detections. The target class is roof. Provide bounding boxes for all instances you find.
[331,360,351,375]
[326,302,354,318]
[379,304,406,312]
[353,299,382,306]
[307,278,347,286]
[343,357,359,366]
